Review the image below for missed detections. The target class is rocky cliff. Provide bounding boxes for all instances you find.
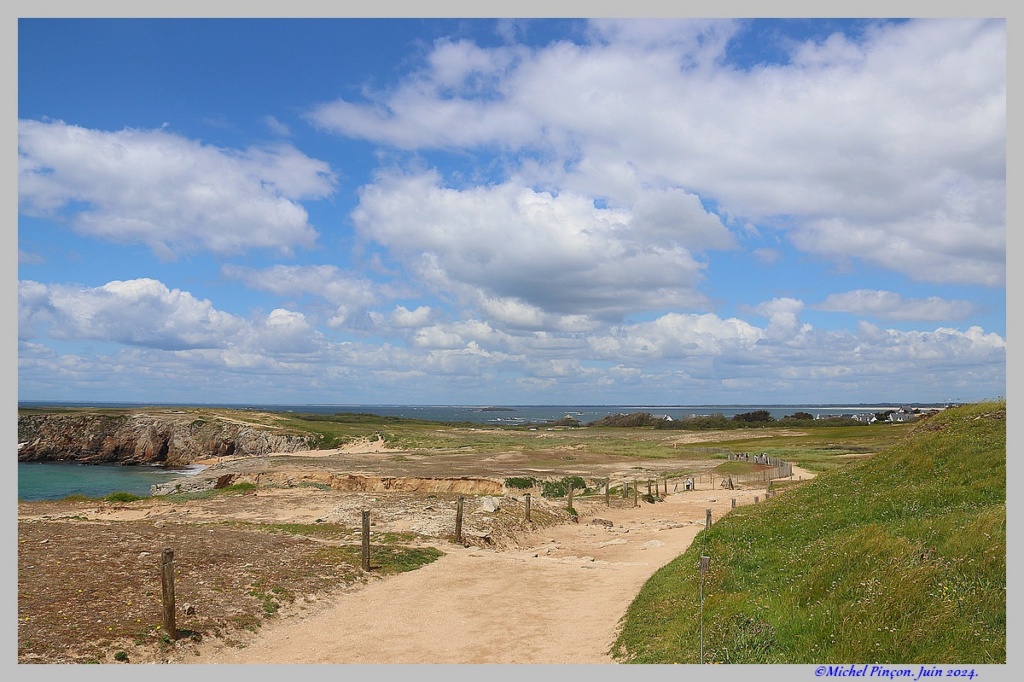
[17,411,321,465]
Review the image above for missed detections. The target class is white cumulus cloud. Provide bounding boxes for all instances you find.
[319,18,1003,287]
[18,119,335,259]
[18,278,247,350]
[816,289,977,322]
[352,170,721,322]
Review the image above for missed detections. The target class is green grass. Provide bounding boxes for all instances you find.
[102,491,145,503]
[314,544,444,575]
[20,405,915,471]
[220,520,357,541]
[610,401,1005,664]
[711,461,762,475]
[214,521,442,621]
[670,425,912,473]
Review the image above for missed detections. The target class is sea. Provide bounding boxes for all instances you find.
[17,401,936,501]
[17,461,207,501]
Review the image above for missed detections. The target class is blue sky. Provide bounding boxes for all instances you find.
[15,14,1007,407]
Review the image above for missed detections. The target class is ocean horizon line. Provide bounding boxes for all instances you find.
[19,400,949,409]
[19,400,955,427]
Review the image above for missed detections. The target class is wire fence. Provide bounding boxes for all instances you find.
[690,461,794,489]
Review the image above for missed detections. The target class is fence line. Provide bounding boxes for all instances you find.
[512,465,795,500]
[720,462,793,485]
[692,461,793,488]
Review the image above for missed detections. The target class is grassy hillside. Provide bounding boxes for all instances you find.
[610,401,1006,664]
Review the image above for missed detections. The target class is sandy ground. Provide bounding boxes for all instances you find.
[179,465,817,665]
[192,435,392,467]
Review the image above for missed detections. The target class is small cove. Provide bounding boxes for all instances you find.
[17,461,205,501]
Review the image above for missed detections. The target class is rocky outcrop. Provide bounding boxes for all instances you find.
[17,412,320,465]
[149,471,506,497]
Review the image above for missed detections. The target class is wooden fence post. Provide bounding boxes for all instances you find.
[160,548,177,640]
[525,493,531,522]
[705,508,712,529]
[731,498,736,509]
[455,496,464,543]
[567,483,574,511]
[605,479,610,506]
[361,510,371,570]
[647,480,652,497]
[633,479,638,507]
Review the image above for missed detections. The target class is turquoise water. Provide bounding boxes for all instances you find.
[18,461,204,501]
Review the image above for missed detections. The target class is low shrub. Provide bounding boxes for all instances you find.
[102,491,144,503]
[541,476,588,498]
[505,476,539,489]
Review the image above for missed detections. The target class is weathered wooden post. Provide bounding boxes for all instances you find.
[731,498,736,509]
[605,479,610,506]
[567,483,574,511]
[455,496,464,543]
[361,510,371,570]
[705,508,712,529]
[160,548,177,640]
[647,480,652,497]
[663,478,668,496]
[633,479,638,507]
[754,496,759,504]
[622,479,628,498]
[525,493,532,522]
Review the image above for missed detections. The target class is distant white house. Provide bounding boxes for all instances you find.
[888,407,917,423]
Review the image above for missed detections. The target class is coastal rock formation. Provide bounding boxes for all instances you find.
[149,471,507,496]
[17,412,319,465]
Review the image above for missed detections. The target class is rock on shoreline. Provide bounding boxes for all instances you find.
[17,411,319,466]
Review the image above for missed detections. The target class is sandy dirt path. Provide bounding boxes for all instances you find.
[187,469,815,665]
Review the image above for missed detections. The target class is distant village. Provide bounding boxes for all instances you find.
[810,405,940,424]
[670,404,957,425]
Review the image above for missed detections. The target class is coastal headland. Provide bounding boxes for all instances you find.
[19,456,815,664]
[16,405,924,664]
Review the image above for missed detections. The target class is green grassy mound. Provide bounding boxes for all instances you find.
[611,401,1006,664]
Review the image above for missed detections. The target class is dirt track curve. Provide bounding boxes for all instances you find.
[185,470,814,665]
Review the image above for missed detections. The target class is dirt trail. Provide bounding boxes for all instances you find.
[187,470,814,665]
